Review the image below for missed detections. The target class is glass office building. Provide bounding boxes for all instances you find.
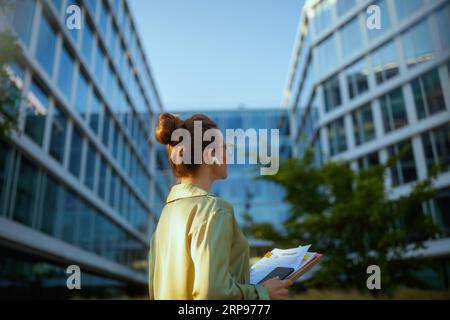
[283,0,450,285]
[175,109,291,235]
[0,0,164,298]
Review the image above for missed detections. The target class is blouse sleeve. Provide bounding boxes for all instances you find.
[190,209,270,300]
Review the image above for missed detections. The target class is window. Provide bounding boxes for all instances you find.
[76,201,95,250]
[422,124,450,174]
[61,190,77,243]
[69,126,83,177]
[367,0,391,40]
[352,104,375,146]
[357,152,379,171]
[40,175,63,236]
[388,141,417,186]
[395,0,423,21]
[12,0,36,46]
[313,0,334,34]
[109,25,118,62]
[84,143,97,190]
[323,75,342,112]
[35,14,57,77]
[89,92,102,135]
[432,188,450,235]
[25,80,48,146]
[371,41,399,84]
[57,45,75,101]
[51,0,63,13]
[346,58,369,100]
[341,17,362,58]
[380,87,408,133]
[0,142,13,215]
[95,44,106,88]
[49,105,67,163]
[317,35,337,76]
[86,0,96,17]
[116,134,123,163]
[328,117,347,156]
[337,0,355,16]
[75,71,90,119]
[105,64,114,104]
[98,158,108,201]
[102,111,111,147]
[109,172,117,209]
[12,156,39,227]
[402,20,434,68]
[98,0,109,37]
[411,68,446,120]
[112,125,119,159]
[436,4,450,50]
[81,20,94,66]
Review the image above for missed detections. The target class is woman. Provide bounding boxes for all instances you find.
[148,112,292,300]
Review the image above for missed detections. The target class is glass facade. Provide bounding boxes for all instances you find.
[422,124,450,174]
[49,105,68,163]
[352,103,375,146]
[402,19,434,68]
[323,75,342,112]
[411,68,446,120]
[380,87,408,133]
[340,17,362,58]
[436,3,450,50]
[57,44,75,101]
[12,0,36,46]
[395,0,423,21]
[4,0,164,296]
[35,13,57,77]
[285,0,450,279]
[346,58,369,100]
[327,117,347,156]
[388,141,418,187]
[25,79,48,146]
[312,0,335,35]
[316,35,337,76]
[371,41,399,85]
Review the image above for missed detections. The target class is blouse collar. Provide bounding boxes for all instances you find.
[166,182,210,203]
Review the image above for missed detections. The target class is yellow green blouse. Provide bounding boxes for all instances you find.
[148,182,270,300]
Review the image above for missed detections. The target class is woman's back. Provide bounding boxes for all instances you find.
[148,183,267,300]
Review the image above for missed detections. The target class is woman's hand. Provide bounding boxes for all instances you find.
[262,277,293,300]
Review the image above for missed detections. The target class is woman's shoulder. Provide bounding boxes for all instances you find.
[204,194,234,216]
[187,194,236,229]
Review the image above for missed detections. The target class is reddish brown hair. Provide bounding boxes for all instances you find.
[155,112,218,178]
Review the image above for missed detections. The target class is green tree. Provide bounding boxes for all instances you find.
[245,147,442,293]
[0,26,22,138]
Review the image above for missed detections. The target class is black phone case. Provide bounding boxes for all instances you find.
[257,267,295,284]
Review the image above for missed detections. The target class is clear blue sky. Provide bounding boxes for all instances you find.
[128,0,304,111]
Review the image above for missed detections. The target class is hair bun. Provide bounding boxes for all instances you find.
[155,113,184,146]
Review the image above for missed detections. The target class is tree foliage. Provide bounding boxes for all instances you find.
[245,147,443,292]
[0,31,22,138]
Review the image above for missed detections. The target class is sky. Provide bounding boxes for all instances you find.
[128,0,304,112]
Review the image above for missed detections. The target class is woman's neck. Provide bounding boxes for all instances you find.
[180,174,213,192]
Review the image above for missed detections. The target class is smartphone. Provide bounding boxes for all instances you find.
[257,267,295,284]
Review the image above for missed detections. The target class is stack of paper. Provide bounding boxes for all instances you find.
[249,245,322,285]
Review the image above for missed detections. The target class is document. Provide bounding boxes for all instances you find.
[249,245,322,284]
